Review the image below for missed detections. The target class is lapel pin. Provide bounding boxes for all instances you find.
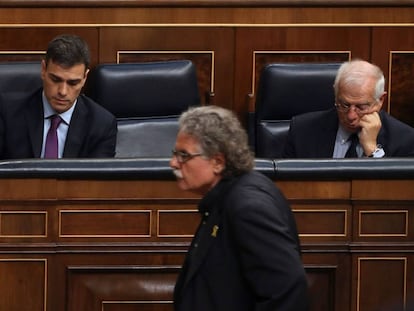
[211,225,219,237]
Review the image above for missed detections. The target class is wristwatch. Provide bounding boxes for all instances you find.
[367,145,385,158]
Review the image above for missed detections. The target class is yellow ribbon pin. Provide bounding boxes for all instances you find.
[211,225,219,237]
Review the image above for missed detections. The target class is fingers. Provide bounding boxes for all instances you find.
[358,111,382,155]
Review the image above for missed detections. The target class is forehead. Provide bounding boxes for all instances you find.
[175,131,200,150]
[338,78,376,101]
[45,61,86,80]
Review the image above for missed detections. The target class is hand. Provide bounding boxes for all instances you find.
[358,111,382,156]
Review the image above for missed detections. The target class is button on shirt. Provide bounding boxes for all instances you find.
[333,126,363,158]
[41,93,76,158]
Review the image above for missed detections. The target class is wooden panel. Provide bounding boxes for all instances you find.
[0,175,411,311]
[372,27,414,126]
[355,257,407,311]
[251,51,350,102]
[157,209,199,237]
[353,203,413,243]
[306,266,336,311]
[2,6,414,25]
[98,27,235,109]
[0,259,46,311]
[389,52,414,127]
[359,210,408,237]
[0,211,47,237]
[352,180,414,200]
[276,180,350,200]
[234,27,371,120]
[59,209,151,237]
[0,179,56,199]
[56,180,199,199]
[67,266,177,311]
[293,205,349,238]
[303,253,351,311]
[0,27,99,67]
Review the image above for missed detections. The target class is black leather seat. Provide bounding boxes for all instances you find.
[251,62,341,158]
[88,60,200,158]
[0,61,42,94]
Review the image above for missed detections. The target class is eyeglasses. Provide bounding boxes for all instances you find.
[172,149,203,163]
[335,99,377,114]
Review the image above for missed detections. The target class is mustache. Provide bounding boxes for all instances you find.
[172,169,183,178]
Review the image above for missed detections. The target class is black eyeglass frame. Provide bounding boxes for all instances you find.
[172,149,203,163]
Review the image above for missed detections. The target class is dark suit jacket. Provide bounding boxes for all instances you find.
[0,88,117,159]
[282,108,414,158]
[174,171,309,311]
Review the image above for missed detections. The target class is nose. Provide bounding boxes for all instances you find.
[170,155,179,169]
[58,82,68,96]
[346,106,360,118]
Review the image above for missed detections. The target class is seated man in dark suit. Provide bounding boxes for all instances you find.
[0,34,117,159]
[282,59,414,158]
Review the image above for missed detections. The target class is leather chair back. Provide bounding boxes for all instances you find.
[88,60,200,158]
[253,62,341,158]
[0,61,42,94]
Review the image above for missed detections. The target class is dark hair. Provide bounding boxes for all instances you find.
[45,34,90,70]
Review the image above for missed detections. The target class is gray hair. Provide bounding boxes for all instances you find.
[334,59,385,101]
[178,105,254,177]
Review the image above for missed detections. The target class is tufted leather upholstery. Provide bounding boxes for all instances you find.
[0,61,42,94]
[252,62,341,158]
[88,60,200,158]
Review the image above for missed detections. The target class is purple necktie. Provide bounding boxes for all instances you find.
[44,115,62,159]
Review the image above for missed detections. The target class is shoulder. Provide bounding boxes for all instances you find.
[380,111,414,144]
[0,88,42,113]
[235,170,273,187]
[226,171,286,207]
[1,88,41,105]
[378,111,414,156]
[77,94,116,121]
[223,171,292,225]
[380,111,414,133]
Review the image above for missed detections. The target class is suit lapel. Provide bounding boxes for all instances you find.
[181,209,222,290]
[318,108,339,157]
[24,91,44,157]
[63,97,88,157]
[177,178,235,296]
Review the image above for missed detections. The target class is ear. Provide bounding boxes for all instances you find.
[41,59,47,80]
[212,153,226,175]
[378,91,387,109]
[84,68,90,80]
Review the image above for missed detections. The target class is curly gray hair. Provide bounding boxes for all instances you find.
[178,105,254,177]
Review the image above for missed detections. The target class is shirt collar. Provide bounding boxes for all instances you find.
[337,124,354,144]
[198,176,234,215]
[42,91,77,125]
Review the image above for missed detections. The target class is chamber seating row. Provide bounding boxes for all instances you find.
[1,60,341,158]
[1,157,413,180]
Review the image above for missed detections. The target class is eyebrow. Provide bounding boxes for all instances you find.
[338,98,372,106]
[48,73,83,84]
